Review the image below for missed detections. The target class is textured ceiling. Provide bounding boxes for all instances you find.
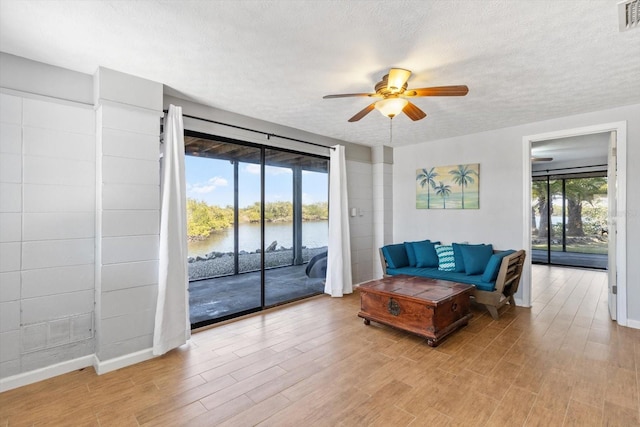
[1,0,639,147]
[532,133,610,170]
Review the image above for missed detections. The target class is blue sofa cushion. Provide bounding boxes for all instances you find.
[405,240,430,267]
[414,240,440,268]
[381,243,409,269]
[425,270,494,291]
[453,243,488,273]
[387,267,436,277]
[386,266,495,292]
[404,242,417,267]
[435,245,455,271]
[481,250,516,283]
[460,244,494,275]
[452,243,467,272]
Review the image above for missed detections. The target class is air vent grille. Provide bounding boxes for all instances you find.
[619,0,639,31]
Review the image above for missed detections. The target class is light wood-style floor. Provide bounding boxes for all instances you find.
[1,265,639,426]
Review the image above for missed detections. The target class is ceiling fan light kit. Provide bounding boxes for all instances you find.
[323,68,468,122]
[375,97,408,118]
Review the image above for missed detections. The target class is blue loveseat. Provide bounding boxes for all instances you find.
[379,240,526,319]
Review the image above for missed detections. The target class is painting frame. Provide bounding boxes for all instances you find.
[416,163,480,209]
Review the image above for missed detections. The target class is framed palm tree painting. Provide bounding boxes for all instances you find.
[416,164,479,209]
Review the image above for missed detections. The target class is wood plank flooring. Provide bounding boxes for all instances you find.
[1,265,639,426]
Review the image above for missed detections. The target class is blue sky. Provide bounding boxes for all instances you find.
[185,155,328,207]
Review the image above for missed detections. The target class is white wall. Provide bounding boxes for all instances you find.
[393,103,640,326]
[0,92,96,379]
[371,146,394,279]
[394,132,523,248]
[94,67,163,362]
[346,159,374,284]
[0,55,163,390]
[0,53,93,105]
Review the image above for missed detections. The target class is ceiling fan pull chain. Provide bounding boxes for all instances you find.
[389,118,393,144]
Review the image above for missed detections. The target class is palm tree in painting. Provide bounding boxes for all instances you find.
[449,164,478,209]
[434,181,452,208]
[416,167,438,208]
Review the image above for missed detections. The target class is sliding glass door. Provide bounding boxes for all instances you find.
[185,131,329,328]
[264,149,329,306]
[531,173,608,269]
[185,139,263,327]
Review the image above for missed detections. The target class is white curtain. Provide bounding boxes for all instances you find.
[153,104,190,356]
[325,145,353,297]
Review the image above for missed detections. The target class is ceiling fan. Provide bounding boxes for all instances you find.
[323,68,469,122]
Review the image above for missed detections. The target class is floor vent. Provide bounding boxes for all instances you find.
[619,0,639,31]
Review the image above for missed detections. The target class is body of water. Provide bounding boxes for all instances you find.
[188,220,329,257]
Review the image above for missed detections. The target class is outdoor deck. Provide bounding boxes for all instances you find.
[189,264,324,326]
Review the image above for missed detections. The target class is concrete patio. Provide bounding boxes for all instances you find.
[189,264,324,327]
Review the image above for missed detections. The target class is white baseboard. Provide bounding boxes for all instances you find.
[625,318,640,330]
[93,348,155,375]
[514,297,530,308]
[0,348,157,392]
[0,354,94,393]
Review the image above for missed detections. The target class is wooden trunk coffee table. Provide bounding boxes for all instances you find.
[357,275,473,347]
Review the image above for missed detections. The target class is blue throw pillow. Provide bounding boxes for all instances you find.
[404,242,417,266]
[413,240,440,268]
[381,244,409,269]
[454,243,487,273]
[405,240,429,267]
[481,250,516,283]
[452,243,467,272]
[435,244,455,271]
[460,244,494,275]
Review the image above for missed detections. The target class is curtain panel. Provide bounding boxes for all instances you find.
[325,144,353,297]
[153,104,190,356]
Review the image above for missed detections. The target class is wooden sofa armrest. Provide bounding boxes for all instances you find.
[379,248,390,277]
[473,249,526,320]
[492,249,526,299]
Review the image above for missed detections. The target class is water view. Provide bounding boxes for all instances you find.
[188,220,329,257]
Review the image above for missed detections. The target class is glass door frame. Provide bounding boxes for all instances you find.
[185,130,329,328]
[531,170,607,269]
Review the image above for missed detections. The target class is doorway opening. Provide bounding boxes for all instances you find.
[522,122,627,325]
[184,131,329,329]
[530,133,610,269]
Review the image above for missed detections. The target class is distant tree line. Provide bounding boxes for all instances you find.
[187,199,328,239]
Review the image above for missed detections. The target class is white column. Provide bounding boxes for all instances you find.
[94,68,163,365]
[372,145,393,278]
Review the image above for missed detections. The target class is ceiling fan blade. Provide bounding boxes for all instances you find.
[323,93,376,99]
[348,103,376,122]
[387,68,411,91]
[405,85,469,97]
[402,102,427,121]
[531,157,554,162]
